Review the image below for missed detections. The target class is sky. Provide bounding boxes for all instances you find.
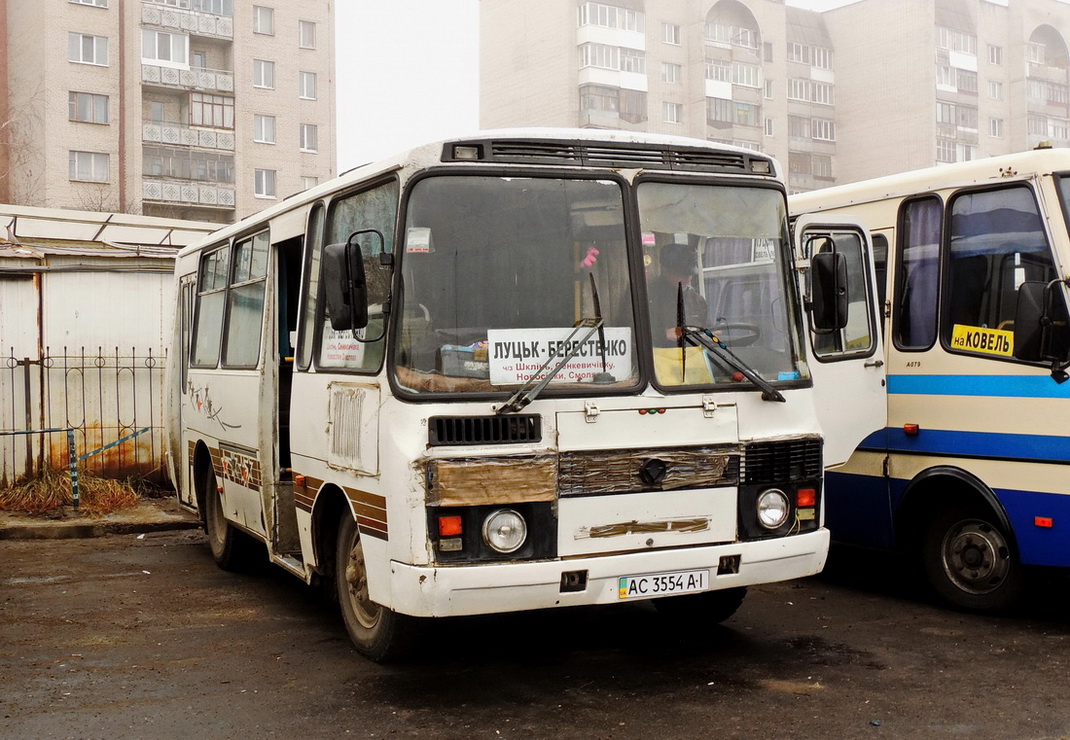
[334,0,861,172]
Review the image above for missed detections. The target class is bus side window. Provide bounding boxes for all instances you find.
[894,196,941,350]
[871,232,889,331]
[943,185,1056,357]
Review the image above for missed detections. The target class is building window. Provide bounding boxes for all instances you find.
[811,47,832,70]
[143,146,234,182]
[1027,42,1046,65]
[957,70,978,94]
[299,20,317,49]
[788,151,811,175]
[989,118,1004,138]
[732,62,761,88]
[150,101,165,123]
[706,23,758,50]
[69,151,109,182]
[192,51,207,70]
[788,78,809,102]
[300,123,318,152]
[253,6,274,35]
[301,176,319,190]
[764,118,774,136]
[661,62,680,83]
[813,154,833,179]
[580,84,618,113]
[254,169,276,198]
[68,92,108,124]
[190,93,234,128]
[620,89,647,123]
[788,42,808,64]
[70,0,107,6]
[936,138,956,162]
[988,80,1003,100]
[988,44,1003,65]
[142,30,189,66]
[253,59,275,89]
[68,33,108,66]
[578,2,644,33]
[299,71,317,100]
[192,0,233,15]
[663,102,681,124]
[812,118,836,141]
[811,82,835,105]
[707,98,759,127]
[580,43,620,70]
[662,23,680,45]
[254,114,276,144]
[788,115,810,138]
[764,79,774,99]
[620,48,646,74]
[937,26,976,55]
[705,59,730,82]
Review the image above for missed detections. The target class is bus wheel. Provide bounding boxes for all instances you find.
[336,516,408,662]
[654,586,747,626]
[921,506,1024,613]
[202,466,258,571]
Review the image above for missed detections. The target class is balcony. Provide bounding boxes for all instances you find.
[142,64,234,93]
[141,3,233,40]
[142,120,235,151]
[142,177,235,209]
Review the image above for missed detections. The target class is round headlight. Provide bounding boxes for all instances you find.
[482,509,528,554]
[756,488,791,529]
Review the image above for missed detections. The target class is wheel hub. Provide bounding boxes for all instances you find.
[942,520,1010,595]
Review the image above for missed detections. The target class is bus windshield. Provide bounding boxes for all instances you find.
[394,174,638,394]
[639,182,804,388]
[393,174,804,395]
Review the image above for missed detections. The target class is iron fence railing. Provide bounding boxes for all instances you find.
[1,347,167,487]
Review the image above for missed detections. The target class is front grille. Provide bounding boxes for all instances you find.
[442,138,770,175]
[742,438,822,483]
[428,415,541,447]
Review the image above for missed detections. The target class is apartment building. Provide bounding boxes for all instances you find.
[480,0,1070,191]
[0,0,335,223]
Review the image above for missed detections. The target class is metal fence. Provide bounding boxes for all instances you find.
[1,347,167,487]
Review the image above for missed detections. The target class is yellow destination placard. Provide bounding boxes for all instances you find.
[950,324,1013,357]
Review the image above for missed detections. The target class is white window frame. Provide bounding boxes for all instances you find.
[301,176,319,190]
[300,123,319,152]
[299,20,317,49]
[988,44,1003,65]
[254,168,276,198]
[253,6,274,35]
[989,117,1004,138]
[253,114,276,144]
[70,0,108,6]
[253,59,275,89]
[732,62,761,88]
[662,23,680,45]
[69,151,110,182]
[142,29,189,67]
[299,71,318,100]
[661,62,680,84]
[812,82,834,105]
[788,78,810,102]
[812,118,836,142]
[662,102,681,124]
[68,33,109,66]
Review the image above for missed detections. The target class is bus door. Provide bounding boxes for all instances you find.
[794,216,887,468]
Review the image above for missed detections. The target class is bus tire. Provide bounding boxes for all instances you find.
[336,515,410,662]
[202,465,259,572]
[921,505,1024,613]
[654,586,747,626]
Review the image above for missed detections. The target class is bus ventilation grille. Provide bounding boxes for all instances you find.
[444,138,766,175]
[741,438,822,484]
[429,415,542,447]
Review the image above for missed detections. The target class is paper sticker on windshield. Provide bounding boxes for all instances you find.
[487,328,632,385]
[950,324,1013,357]
[406,227,434,253]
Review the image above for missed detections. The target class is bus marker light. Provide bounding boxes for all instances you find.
[903,424,920,436]
[438,515,463,537]
[797,508,816,521]
[1035,517,1054,528]
[797,488,816,507]
[732,372,745,382]
[439,537,463,552]
[294,474,306,487]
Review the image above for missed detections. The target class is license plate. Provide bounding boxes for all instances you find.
[618,569,709,600]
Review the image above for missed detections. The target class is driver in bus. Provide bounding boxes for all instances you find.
[648,242,708,347]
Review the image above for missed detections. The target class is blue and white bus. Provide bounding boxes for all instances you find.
[792,146,1070,612]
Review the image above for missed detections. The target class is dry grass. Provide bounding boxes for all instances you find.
[0,467,140,517]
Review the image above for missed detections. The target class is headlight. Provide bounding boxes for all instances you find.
[756,488,790,529]
[482,509,527,553]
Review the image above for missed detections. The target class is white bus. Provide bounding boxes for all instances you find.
[166,129,867,660]
[791,146,1070,612]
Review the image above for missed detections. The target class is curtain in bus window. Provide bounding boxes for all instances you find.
[943,185,1054,354]
[896,197,941,349]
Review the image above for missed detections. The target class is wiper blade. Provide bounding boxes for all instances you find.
[683,327,786,403]
[496,317,605,415]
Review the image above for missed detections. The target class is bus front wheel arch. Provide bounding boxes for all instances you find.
[900,473,1024,613]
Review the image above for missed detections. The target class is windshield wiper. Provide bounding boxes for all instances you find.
[496,316,605,414]
[682,326,786,403]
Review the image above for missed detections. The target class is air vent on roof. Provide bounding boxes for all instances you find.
[443,138,769,175]
[429,415,542,447]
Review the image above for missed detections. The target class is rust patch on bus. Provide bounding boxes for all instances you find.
[582,517,711,538]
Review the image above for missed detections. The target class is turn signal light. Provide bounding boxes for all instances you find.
[438,515,463,537]
[1035,517,1054,528]
[796,488,816,507]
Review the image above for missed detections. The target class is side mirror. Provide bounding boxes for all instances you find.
[810,250,849,332]
[323,229,384,332]
[1013,281,1046,362]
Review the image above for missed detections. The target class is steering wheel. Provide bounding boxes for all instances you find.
[711,322,761,347]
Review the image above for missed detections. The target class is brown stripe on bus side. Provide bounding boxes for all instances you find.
[343,486,387,514]
[357,517,389,540]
